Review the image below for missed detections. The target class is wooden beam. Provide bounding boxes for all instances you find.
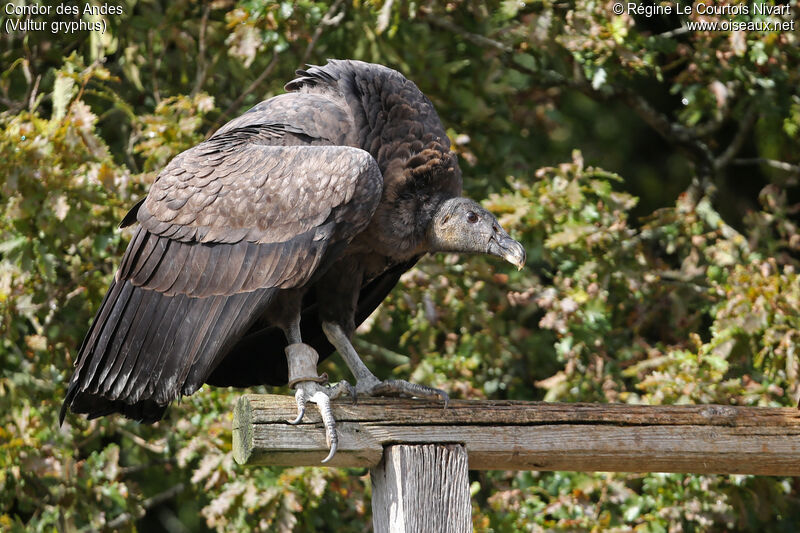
[371,444,470,533]
[232,394,800,475]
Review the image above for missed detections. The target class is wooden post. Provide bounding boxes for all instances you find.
[233,395,800,532]
[371,444,471,533]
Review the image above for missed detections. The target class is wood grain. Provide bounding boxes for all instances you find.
[232,394,800,475]
[371,444,470,533]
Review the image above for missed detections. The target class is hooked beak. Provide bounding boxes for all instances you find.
[488,233,526,270]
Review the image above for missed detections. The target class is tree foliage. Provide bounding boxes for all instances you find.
[1,1,798,531]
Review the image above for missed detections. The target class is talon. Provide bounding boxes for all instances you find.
[288,408,306,425]
[349,383,357,405]
[440,391,450,409]
[311,390,338,463]
[288,388,307,424]
[332,379,356,405]
[288,381,347,463]
[321,441,337,464]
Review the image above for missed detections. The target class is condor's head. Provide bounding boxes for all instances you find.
[427,197,526,269]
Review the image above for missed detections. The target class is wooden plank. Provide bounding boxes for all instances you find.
[238,394,800,427]
[233,394,800,475]
[371,444,470,533]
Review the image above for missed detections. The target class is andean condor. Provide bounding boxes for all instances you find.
[61,60,526,461]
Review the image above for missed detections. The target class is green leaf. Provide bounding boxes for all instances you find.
[53,73,76,121]
[0,236,26,254]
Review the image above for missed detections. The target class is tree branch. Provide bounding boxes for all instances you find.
[27,73,41,112]
[106,483,185,530]
[508,56,716,193]
[376,0,395,34]
[118,427,167,454]
[426,16,512,53]
[615,86,716,184]
[191,3,212,97]
[714,104,758,171]
[693,114,727,137]
[428,16,719,199]
[732,158,800,174]
[300,0,346,66]
[207,48,280,137]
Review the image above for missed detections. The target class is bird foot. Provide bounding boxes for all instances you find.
[288,379,354,463]
[284,342,355,463]
[319,322,448,408]
[362,379,449,408]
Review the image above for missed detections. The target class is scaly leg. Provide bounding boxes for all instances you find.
[321,321,449,406]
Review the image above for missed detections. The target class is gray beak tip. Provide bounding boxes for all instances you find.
[499,239,526,270]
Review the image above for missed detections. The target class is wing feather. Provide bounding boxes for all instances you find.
[181,290,270,394]
[141,294,192,400]
[97,285,146,390]
[228,243,260,294]
[213,238,248,291]
[119,284,175,403]
[106,284,162,399]
[146,237,191,292]
[82,280,135,392]
[129,236,169,286]
[117,225,148,278]
[175,242,215,295]
[173,295,229,394]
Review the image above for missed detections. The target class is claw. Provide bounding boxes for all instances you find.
[312,391,338,463]
[332,380,355,404]
[288,379,352,463]
[287,388,307,425]
[321,443,337,464]
[349,383,358,405]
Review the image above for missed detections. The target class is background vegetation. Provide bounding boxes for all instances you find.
[2,0,799,530]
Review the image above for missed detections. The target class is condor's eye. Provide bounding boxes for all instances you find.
[466,211,479,224]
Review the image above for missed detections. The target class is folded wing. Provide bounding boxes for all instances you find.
[61,134,382,422]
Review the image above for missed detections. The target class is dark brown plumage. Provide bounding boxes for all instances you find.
[61,60,525,424]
